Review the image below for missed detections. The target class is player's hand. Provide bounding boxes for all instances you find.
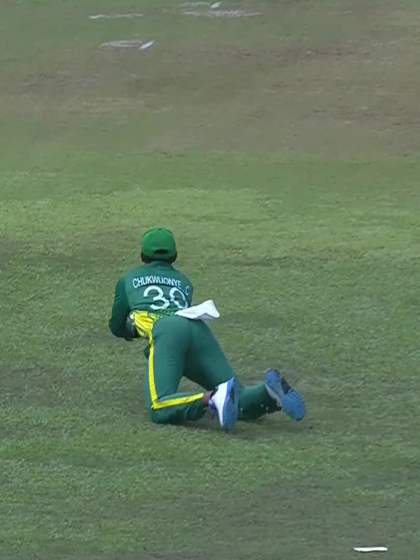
[125,313,139,339]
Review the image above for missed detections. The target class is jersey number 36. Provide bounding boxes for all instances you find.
[143,285,188,310]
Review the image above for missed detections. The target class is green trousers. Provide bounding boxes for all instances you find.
[143,315,278,424]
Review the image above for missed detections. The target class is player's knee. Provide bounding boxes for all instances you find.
[149,406,183,425]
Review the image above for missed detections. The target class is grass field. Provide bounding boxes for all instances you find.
[1,1,420,559]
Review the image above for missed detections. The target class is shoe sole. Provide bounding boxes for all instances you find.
[265,370,306,422]
[221,378,239,431]
[281,389,306,421]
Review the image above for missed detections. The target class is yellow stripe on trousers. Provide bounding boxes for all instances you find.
[132,311,204,411]
[148,338,204,410]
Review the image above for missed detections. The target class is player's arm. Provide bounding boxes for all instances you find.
[108,278,135,339]
[187,284,193,306]
[182,273,194,306]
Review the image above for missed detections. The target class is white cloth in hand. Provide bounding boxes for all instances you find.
[175,299,220,321]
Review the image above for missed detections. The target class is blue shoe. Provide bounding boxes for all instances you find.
[265,369,306,421]
[209,377,239,431]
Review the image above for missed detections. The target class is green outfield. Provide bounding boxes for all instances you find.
[1,1,420,559]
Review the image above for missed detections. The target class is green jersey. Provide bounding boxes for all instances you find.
[109,261,193,338]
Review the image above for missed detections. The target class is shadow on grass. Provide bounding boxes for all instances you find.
[176,412,314,441]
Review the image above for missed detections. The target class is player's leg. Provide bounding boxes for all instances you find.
[144,315,206,424]
[186,321,279,421]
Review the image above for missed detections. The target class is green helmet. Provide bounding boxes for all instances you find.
[141,227,177,263]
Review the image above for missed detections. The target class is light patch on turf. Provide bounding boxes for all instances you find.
[180,2,210,6]
[89,13,143,20]
[101,40,155,50]
[353,547,388,553]
[210,2,222,8]
[182,9,261,17]
[140,40,156,50]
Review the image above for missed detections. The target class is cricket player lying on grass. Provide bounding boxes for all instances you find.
[109,227,305,431]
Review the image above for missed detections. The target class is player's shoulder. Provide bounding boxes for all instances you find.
[171,265,193,286]
[116,264,147,288]
[123,263,148,277]
[119,262,192,287]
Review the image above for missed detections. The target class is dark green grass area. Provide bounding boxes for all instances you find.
[1,1,420,559]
